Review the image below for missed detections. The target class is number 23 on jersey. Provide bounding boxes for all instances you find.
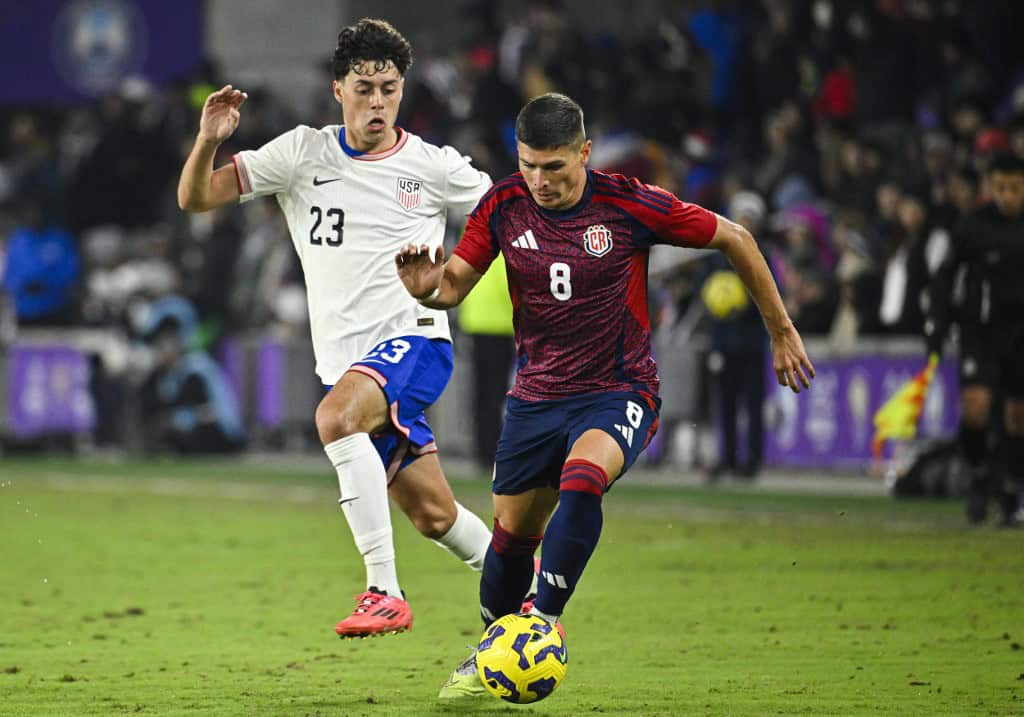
[310,205,344,246]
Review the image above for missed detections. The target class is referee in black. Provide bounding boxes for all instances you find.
[924,153,1024,526]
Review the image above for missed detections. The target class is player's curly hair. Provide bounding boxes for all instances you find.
[332,18,413,79]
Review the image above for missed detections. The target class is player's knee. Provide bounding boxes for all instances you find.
[314,401,364,444]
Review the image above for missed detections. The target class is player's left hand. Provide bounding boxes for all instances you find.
[395,242,444,300]
[770,325,815,394]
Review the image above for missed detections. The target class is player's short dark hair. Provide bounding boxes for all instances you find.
[988,153,1024,176]
[332,18,413,80]
[515,93,586,150]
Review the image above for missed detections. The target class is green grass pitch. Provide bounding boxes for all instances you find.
[1,458,1021,715]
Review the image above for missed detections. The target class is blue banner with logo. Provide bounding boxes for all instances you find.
[0,0,201,104]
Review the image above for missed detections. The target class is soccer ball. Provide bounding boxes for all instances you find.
[475,613,568,704]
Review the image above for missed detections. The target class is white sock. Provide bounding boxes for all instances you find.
[325,434,402,597]
[529,605,560,624]
[433,502,491,571]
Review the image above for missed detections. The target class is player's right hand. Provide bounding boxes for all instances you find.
[770,324,815,394]
[395,242,444,301]
[198,85,248,145]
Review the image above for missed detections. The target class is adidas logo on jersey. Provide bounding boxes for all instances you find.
[614,423,635,447]
[511,229,539,249]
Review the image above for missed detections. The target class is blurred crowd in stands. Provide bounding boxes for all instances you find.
[1,0,1022,461]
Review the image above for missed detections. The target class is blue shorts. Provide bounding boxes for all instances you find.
[333,336,453,481]
[493,391,661,495]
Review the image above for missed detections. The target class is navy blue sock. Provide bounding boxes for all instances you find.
[534,459,608,618]
[479,519,541,626]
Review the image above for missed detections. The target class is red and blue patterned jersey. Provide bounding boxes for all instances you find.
[454,169,718,401]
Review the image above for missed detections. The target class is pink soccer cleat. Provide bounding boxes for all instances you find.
[334,587,413,638]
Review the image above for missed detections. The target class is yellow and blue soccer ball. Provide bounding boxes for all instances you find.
[476,613,568,704]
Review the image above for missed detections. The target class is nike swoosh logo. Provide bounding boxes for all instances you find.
[313,176,343,186]
[338,496,359,506]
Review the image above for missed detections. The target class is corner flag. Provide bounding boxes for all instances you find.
[871,354,940,459]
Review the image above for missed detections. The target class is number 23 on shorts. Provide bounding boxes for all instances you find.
[364,339,412,364]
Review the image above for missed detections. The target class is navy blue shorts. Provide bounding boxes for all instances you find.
[493,391,661,495]
[331,336,453,481]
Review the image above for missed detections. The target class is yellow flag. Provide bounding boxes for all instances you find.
[871,354,939,458]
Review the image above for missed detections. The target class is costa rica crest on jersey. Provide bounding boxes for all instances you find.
[583,224,613,257]
[396,177,421,211]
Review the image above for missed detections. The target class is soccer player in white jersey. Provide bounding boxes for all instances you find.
[177,18,493,638]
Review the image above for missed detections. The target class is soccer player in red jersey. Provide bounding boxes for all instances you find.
[396,93,814,697]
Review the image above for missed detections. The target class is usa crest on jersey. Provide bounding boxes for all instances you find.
[396,177,421,211]
[583,224,613,257]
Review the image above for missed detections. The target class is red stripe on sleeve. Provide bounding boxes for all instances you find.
[231,154,248,195]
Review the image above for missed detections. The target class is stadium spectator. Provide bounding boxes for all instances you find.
[67,80,177,232]
[138,295,246,454]
[1,197,79,326]
[828,210,881,351]
[777,205,838,335]
[226,201,306,333]
[703,190,770,481]
[830,135,878,216]
[876,188,932,335]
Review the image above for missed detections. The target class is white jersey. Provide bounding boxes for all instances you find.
[233,126,491,384]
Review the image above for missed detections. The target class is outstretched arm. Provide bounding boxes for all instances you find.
[394,244,483,309]
[707,214,815,393]
[177,85,248,212]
